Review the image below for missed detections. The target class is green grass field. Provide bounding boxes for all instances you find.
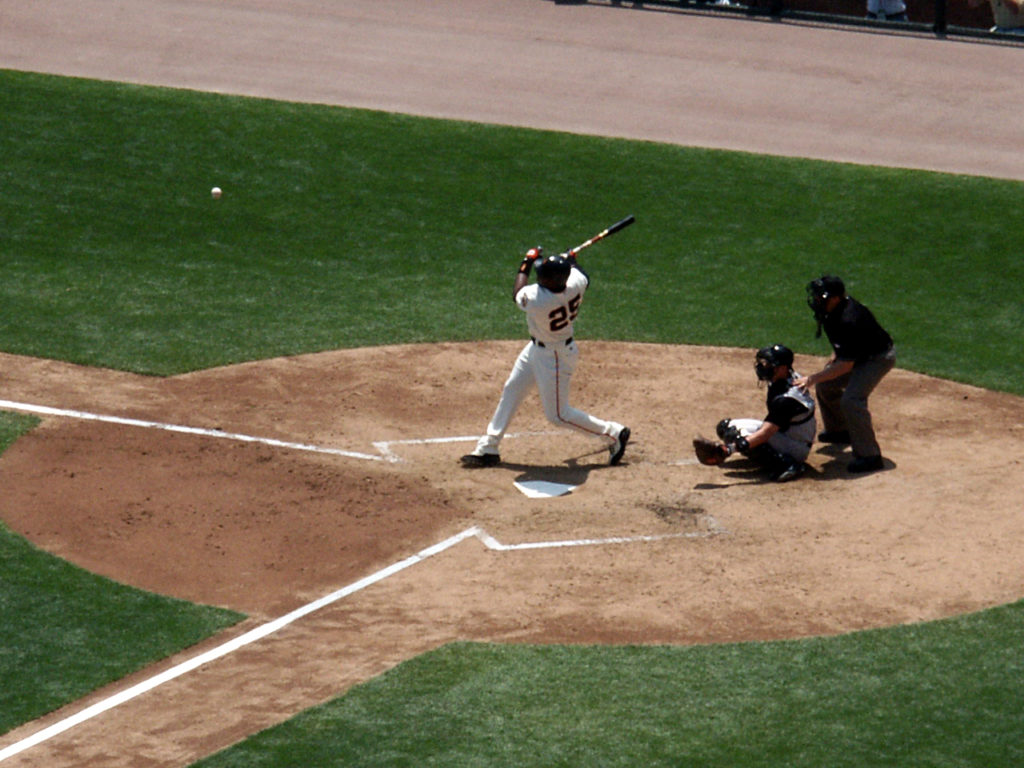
[2,70,1022,390]
[1,68,1022,765]
[191,612,1024,768]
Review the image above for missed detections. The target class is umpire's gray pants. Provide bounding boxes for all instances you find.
[815,347,896,458]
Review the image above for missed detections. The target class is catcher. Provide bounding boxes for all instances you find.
[693,344,816,482]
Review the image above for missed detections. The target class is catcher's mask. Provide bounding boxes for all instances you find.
[535,254,572,292]
[755,343,794,382]
[806,275,845,336]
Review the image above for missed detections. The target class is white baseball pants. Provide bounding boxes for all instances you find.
[474,340,622,455]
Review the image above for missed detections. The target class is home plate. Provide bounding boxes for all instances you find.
[514,479,578,498]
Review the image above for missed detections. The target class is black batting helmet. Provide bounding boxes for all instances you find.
[535,254,572,291]
[755,344,794,382]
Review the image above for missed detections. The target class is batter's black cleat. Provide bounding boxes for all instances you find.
[818,430,851,444]
[460,452,500,468]
[847,455,884,474]
[609,427,631,466]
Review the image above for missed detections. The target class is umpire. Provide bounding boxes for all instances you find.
[795,275,895,474]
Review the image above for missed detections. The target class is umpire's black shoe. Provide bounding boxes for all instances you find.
[609,427,631,466]
[818,430,851,444]
[460,452,500,468]
[848,455,884,473]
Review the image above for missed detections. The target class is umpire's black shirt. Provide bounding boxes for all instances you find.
[823,297,892,364]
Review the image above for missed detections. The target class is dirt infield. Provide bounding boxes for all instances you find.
[2,344,1023,765]
[2,1,1024,766]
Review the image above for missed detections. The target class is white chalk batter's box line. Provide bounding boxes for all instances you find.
[0,399,558,464]
[372,431,558,462]
[0,523,727,762]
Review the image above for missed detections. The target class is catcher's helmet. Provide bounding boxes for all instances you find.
[755,344,794,382]
[535,254,572,291]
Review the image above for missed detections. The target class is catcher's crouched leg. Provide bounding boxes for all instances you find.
[747,444,805,482]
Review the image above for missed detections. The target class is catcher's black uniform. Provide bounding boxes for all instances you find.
[764,377,816,445]
[717,374,816,479]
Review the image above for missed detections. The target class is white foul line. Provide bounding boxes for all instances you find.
[0,399,386,463]
[0,523,725,762]
[0,526,480,763]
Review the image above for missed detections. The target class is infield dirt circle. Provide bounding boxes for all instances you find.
[1,2,1023,766]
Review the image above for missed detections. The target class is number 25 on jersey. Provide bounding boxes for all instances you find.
[548,294,581,332]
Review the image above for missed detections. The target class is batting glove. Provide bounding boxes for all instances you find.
[520,246,542,273]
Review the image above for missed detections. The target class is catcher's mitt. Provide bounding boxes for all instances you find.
[693,436,730,466]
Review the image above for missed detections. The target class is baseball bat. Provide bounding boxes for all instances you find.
[564,215,635,257]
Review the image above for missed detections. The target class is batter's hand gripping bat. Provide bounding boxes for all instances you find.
[564,214,635,258]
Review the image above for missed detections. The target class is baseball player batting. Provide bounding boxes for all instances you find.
[461,218,634,468]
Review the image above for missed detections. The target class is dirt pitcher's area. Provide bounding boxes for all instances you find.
[2,2,1024,767]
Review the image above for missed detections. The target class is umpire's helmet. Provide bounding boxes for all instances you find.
[806,275,845,317]
[535,254,572,292]
[755,344,794,382]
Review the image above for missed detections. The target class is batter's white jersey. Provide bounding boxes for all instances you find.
[472,263,624,458]
[515,267,588,345]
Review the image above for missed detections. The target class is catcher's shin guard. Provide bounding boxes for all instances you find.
[746,444,802,480]
[746,443,786,467]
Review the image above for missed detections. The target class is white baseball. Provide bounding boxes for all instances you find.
[211,187,222,199]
